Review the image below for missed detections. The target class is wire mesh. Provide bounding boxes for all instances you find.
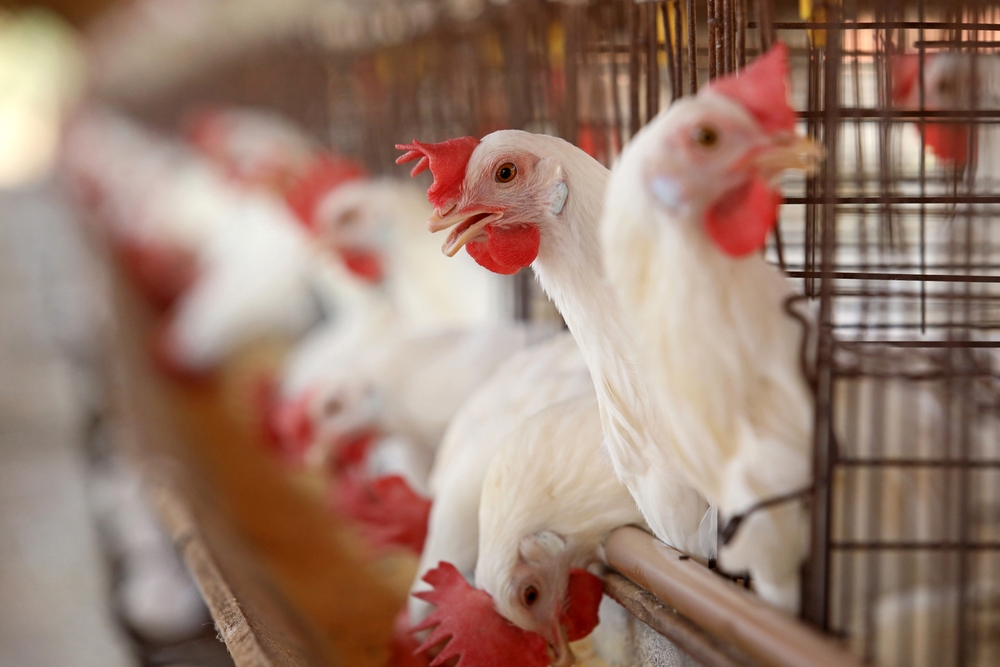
[763,3,1000,666]
[321,2,1000,663]
[117,1,1000,663]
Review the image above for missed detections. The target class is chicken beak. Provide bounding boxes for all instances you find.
[427,206,504,257]
[547,623,576,667]
[753,134,824,180]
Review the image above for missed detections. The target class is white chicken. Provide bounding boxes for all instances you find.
[472,392,646,666]
[184,105,318,191]
[598,44,823,610]
[157,192,366,371]
[404,336,642,667]
[892,51,1000,177]
[278,177,504,398]
[396,130,711,561]
[279,323,546,473]
[272,323,550,557]
[408,333,591,623]
[61,108,235,307]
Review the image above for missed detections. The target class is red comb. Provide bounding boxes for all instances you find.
[285,154,367,229]
[332,474,431,554]
[891,54,924,104]
[562,569,604,641]
[413,562,551,667]
[709,43,796,135]
[395,137,480,208]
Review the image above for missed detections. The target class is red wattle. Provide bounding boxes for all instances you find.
[465,224,540,275]
[704,175,781,258]
[339,247,385,283]
[117,240,199,311]
[271,390,317,464]
[922,123,970,166]
[332,429,379,474]
[561,569,604,641]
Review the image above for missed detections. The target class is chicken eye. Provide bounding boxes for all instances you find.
[323,398,343,417]
[337,208,362,229]
[522,585,540,607]
[692,126,720,148]
[937,78,957,96]
[496,162,517,183]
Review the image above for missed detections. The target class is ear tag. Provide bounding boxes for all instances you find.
[549,181,568,215]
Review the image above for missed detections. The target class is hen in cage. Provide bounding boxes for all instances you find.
[37,1,1000,667]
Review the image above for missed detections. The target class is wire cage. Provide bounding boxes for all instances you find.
[330,2,1000,664]
[110,1,1000,664]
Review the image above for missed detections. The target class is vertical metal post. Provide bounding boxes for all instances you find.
[802,4,841,630]
[628,1,642,136]
[647,3,660,119]
[686,0,698,93]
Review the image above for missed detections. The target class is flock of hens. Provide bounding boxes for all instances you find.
[59,43,982,667]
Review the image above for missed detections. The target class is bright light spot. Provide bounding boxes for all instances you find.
[0,9,84,189]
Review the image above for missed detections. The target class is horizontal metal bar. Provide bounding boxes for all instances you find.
[913,40,1000,49]
[836,458,1000,468]
[786,194,1000,204]
[764,21,1000,31]
[795,109,1000,120]
[603,571,754,667]
[820,289,1000,302]
[837,340,1000,348]
[605,527,863,667]
[831,542,1000,551]
[784,270,1000,284]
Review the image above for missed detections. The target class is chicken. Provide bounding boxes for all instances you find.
[891,52,1000,173]
[300,177,503,330]
[61,108,235,307]
[157,190,369,372]
[409,333,592,624]
[275,324,546,555]
[396,130,712,561]
[472,392,646,666]
[279,323,546,472]
[598,44,823,611]
[405,339,639,666]
[184,105,318,192]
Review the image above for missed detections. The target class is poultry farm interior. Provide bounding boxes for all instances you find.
[0,0,998,666]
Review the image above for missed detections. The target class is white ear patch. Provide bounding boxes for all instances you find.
[519,530,567,564]
[549,181,568,215]
[649,175,684,209]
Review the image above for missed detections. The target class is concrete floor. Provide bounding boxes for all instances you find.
[0,180,133,667]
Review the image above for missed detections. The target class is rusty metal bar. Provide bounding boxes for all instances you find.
[628,0,642,136]
[646,3,660,120]
[686,0,698,93]
[605,527,865,667]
